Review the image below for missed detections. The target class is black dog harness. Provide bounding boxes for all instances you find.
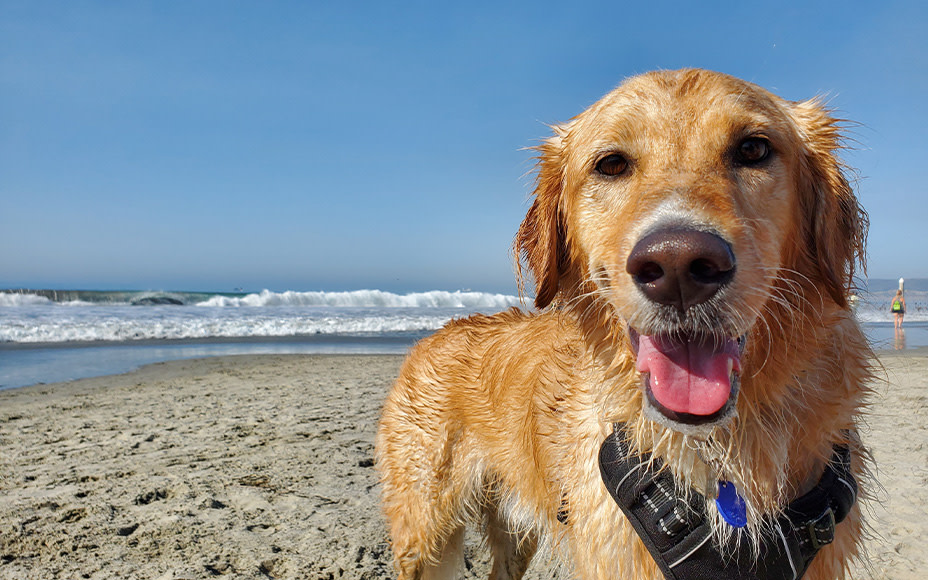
[598,426,857,580]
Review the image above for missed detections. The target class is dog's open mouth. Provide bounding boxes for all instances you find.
[630,329,744,429]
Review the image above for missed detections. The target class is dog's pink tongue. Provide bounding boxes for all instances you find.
[637,335,741,416]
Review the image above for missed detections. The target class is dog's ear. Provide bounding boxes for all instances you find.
[515,128,570,309]
[790,99,868,308]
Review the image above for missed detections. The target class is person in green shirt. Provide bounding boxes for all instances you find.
[891,289,906,329]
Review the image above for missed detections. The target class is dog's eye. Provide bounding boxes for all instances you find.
[595,154,629,177]
[736,138,771,164]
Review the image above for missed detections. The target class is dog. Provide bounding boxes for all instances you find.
[375,69,872,580]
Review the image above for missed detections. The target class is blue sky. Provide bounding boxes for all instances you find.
[1,1,925,294]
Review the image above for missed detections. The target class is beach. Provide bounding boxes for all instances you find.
[0,352,925,580]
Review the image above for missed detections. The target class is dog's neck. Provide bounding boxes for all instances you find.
[599,425,858,579]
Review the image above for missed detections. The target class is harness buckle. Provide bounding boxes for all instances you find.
[807,506,836,551]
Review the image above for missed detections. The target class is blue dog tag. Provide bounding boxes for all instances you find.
[716,480,747,528]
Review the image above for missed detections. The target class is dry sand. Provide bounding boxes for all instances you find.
[0,351,925,579]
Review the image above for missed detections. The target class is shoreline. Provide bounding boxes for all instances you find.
[0,352,925,579]
[1,321,926,392]
[0,336,423,392]
[0,333,427,351]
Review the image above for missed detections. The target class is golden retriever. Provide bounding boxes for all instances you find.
[376,69,872,580]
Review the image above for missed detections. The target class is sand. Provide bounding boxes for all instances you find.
[0,351,925,580]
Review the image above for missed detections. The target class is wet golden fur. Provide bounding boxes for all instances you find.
[376,69,872,580]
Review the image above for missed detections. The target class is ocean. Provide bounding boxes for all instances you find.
[1,282,926,390]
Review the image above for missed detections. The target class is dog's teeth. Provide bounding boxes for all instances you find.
[727,358,734,376]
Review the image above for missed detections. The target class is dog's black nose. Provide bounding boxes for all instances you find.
[626,229,735,311]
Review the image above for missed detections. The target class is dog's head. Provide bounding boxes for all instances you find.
[516,69,866,436]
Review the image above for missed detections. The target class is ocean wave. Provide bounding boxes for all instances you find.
[0,293,52,307]
[0,311,455,343]
[2,286,925,346]
[0,289,525,343]
[0,289,525,309]
[197,289,525,309]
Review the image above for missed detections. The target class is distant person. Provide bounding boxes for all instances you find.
[848,293,860,312]
[891,289,906,329]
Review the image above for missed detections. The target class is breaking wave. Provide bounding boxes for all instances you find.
[197,289,524,309]
[0,289,525,344]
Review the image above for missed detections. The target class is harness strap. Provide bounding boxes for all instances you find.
[598,426,856,580]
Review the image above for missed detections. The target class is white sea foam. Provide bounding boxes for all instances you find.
[0,289,525,343]
[0,289,525,309]
[0,293,52,307]
[0,308,454,343]
[197,289,524,309]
